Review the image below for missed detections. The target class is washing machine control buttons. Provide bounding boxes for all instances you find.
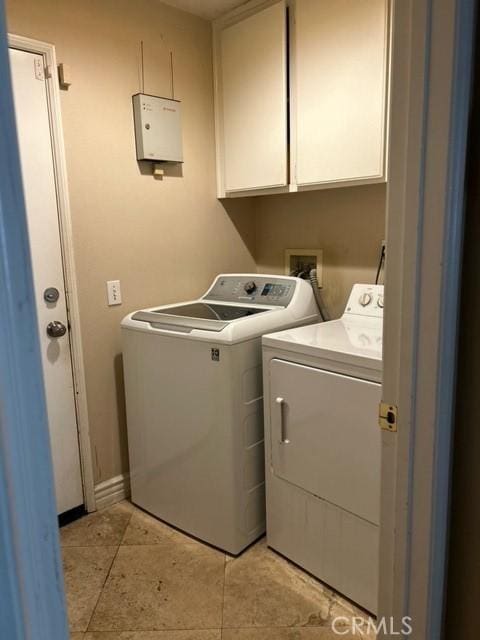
[359,292,373,307]
[377,295,384,308]
[244,281,257,295]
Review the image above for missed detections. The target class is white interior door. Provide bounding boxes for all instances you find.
[270,359,381,524]
[9,47,83,515]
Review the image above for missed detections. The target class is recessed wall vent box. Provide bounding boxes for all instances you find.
[132,93,183,162]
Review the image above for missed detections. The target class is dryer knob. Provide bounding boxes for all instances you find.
[377,295,384,308]
[359,292,373,307]
[244,281,257,294]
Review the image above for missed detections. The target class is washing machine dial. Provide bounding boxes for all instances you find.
[244,281,257,295]
[359,292,373,307]
[377,294,384,308]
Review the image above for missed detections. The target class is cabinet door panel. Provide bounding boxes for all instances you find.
[293,0,389,186]
[219,1,287,192]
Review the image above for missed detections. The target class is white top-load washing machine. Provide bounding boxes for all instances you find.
[262,284,384,613]
[121,274,319,555]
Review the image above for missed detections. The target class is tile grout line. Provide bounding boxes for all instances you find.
[81,543,119,634]
[83,506,135,633]
[118,504,135,546]
[220,552,227,639]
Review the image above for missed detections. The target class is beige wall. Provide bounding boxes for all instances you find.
[254,185,386,318]
[6,0,386,490]
[6,0,256,485]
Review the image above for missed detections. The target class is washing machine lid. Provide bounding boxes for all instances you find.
[131,301,271,332]
[262,316,382,372]
[151,302,268,321]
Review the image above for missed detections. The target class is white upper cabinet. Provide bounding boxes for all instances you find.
[213,0,390,198]
[214,1,288,196]
[292,0,390,188]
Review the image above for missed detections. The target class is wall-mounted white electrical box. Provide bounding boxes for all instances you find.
[132,93,183,163]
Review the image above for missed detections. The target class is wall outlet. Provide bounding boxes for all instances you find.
[107,280,122,306]
[285,249,323,286]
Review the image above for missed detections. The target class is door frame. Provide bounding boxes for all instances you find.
[379,0,475,637]
[8,34,95,513]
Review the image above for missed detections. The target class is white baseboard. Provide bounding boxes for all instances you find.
[94,472,130,511]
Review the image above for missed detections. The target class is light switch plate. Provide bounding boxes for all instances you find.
[107,280,122,306]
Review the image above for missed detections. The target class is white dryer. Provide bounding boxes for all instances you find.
[121,274,319,555]
[262,284,384,613]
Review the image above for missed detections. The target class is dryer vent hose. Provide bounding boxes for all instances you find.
[309,269,330,322]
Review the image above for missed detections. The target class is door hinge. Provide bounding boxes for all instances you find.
[379,402,398,432]
[34,57,45,81]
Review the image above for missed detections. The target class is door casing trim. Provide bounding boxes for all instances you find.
[8,33,95,512]
[379,0,475,636]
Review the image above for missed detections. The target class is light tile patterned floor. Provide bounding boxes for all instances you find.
[63,502,374,639]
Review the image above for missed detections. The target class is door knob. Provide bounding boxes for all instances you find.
[46,321,67,338]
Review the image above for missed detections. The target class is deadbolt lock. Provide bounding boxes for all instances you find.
[44,287,60,303]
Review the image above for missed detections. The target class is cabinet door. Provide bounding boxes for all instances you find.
[269,359,381,524]
[293,0,389,187]
[216,1,287,194]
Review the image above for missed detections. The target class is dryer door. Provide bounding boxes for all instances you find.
[269,359,381,525]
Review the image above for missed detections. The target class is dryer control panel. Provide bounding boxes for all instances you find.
[344,284,384,318]
[205,275,297,307]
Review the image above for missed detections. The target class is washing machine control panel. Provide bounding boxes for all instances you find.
[205,275,296,307]
[344,284,384,318]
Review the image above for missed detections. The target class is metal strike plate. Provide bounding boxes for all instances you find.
[379,402,398,432]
